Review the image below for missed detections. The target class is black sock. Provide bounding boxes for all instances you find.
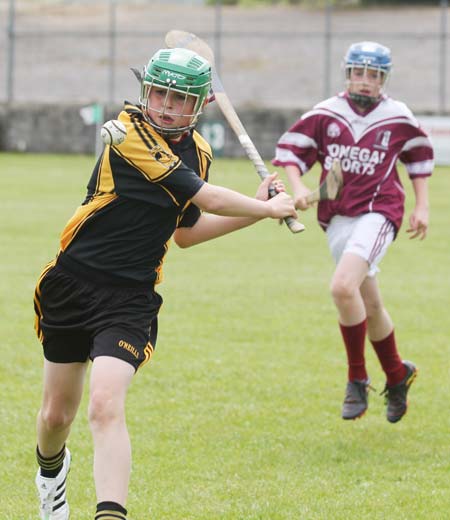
[36,444,66,478]
[95,501,127,519]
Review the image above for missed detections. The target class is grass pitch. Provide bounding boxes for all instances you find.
[1,152,449,519]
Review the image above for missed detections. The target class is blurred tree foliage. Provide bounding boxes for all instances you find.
[205,0,440,5]
[361,0,439,4]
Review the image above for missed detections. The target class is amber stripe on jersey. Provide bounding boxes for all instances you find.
[93,150,115,194]
[193,130,213,177]
[154,241,170,285]
[112,127,181,184]
[114,109,182,183]
[59,193,117,252]
[131,111,158,147]
[33,260,57,341]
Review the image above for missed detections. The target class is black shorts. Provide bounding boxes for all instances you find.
[34,261,163,371]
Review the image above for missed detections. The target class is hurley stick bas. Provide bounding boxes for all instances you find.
[165,30,305,234]
[306,158,343,205]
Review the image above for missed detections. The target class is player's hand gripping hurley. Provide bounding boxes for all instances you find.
[165,30,305,234]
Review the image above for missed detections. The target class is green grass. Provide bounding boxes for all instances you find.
[1,152,449,519]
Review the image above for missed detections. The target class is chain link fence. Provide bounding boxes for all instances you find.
[1,0,449,114]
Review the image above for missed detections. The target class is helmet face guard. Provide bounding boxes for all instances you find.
[140,48,212,136]
[344,41,392,108]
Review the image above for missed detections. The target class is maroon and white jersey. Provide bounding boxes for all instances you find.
[272,92,434,233]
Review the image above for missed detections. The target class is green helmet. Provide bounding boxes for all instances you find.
[140,48,212,136]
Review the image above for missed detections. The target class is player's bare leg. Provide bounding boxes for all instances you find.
[360,276,393,340]
[36,360,88,519]
[37,360,88,454]
[88,356,135,508]
[330,252,369,326]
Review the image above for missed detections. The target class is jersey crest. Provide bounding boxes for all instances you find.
[327,122,341,138]
[148,143,178,167]
[374,129,392,150]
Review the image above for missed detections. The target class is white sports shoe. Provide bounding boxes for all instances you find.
[35,448,71,520]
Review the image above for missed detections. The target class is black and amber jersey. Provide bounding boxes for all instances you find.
[58,102,212,285]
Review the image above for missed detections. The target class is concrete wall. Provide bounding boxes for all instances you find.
[0,103,122,155]
[2,3,449,115]
[2,103,449,165]
[0,103,302,160]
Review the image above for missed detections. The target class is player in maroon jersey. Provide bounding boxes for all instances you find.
[273,41,433,423]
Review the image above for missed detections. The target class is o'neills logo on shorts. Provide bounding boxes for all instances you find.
[118,340,139,359]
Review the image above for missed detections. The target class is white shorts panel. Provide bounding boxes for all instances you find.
[326,213,395,277]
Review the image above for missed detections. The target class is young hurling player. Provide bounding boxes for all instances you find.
[34,47,296,520]
[273,41,433,422]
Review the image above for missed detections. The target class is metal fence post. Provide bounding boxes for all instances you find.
[108,0,117,106]
[439,0,448,114]
[6,0,16,103]
[323,0,332,100]
[214,0,222,77]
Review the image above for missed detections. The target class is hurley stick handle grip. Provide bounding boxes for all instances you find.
[238,135,305,234]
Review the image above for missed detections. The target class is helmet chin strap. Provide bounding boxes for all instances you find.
[349,92,380,109]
